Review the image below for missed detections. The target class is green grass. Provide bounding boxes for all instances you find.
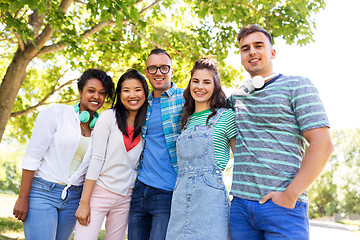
[337,219,360,227]
[0,217,24,240]
[0,217,108,240]
[0,194,110,239]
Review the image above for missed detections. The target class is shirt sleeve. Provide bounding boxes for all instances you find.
[22,105,59,171]
[227,95,235,110]
[85,109,113,180]
[225,109,237,140]
[214,109,237,170]
[291,77,330,133]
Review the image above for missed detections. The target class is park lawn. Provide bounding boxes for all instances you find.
[0,216,24,240]
[0,193,112,240]
[0,194,109,240]
[0,216,108,240]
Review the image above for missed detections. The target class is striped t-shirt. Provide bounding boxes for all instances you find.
[185,108,237,170]
[229,75,330,203]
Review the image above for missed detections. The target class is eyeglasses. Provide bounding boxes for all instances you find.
[146,65,171,75]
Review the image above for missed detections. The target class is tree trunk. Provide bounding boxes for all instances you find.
[0,49,31,142]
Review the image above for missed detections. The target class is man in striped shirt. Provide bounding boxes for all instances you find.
[229,24,334,240]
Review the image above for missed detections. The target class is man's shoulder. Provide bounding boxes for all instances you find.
[170,83,184,95]
[278,75,312,85]
[167,83,184,100]
[173,88,184,97]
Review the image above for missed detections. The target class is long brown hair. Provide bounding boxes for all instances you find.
[181,57,228,129]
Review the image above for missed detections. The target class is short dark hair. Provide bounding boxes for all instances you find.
[77,69,114,100]
[237,24,273,45]
[147,47,172,64]
[181,57,228,129]
[112,69,149,140]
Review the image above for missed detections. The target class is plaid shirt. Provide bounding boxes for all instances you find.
[140,82,185,172]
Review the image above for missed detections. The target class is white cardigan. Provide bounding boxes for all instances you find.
[22,104,92,198]
[85,109,143,196]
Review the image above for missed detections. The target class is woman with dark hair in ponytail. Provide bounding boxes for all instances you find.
[166,58,236,239]
[74,69,148,240]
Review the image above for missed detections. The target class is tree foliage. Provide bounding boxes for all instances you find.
[309,128,360,218]
[0,0,326,142]
[0,145,23,194]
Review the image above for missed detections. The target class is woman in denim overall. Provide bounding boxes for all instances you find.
[166,58,236,239]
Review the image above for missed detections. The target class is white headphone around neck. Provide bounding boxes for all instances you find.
[241,72,278,93]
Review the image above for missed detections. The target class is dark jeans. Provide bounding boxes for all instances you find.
[128,180,173,240]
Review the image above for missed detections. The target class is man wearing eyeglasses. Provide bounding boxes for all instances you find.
[128,48,185,240]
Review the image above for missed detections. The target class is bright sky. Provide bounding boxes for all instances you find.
[229,0,360,130]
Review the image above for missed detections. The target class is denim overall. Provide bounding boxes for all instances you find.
[166,108,230,240]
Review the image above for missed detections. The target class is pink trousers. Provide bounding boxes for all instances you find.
[74,185,132,240]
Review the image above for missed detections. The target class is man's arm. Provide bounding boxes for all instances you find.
[259,127,334,208]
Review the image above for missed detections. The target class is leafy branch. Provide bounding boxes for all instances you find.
[10,76,78,118]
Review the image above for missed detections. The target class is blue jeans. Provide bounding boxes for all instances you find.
[128,180,173,240]
[23,177,82,240]
[230,197,309,240]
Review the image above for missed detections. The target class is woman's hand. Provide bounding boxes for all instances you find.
[13,169,35,221]
[13,195,29,221]
[75,203,91,226]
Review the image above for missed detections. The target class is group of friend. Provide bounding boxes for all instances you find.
[13,24,334,240]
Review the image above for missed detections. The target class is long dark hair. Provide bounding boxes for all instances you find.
[112,69,149,140]
[181,57,228,129]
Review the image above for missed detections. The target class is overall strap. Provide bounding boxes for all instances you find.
[183,108,228,130]
[208,108,227,126]
[183,116,191,130]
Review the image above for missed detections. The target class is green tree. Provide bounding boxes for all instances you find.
[0,0,326,142]
[332,129,360,215]
[308,128,360,218]
[0,145,24,193]
[308,165,338,218]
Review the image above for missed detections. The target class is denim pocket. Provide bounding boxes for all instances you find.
[268,199,304,212]
[31,178,53,192]
[202,173,224,190]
